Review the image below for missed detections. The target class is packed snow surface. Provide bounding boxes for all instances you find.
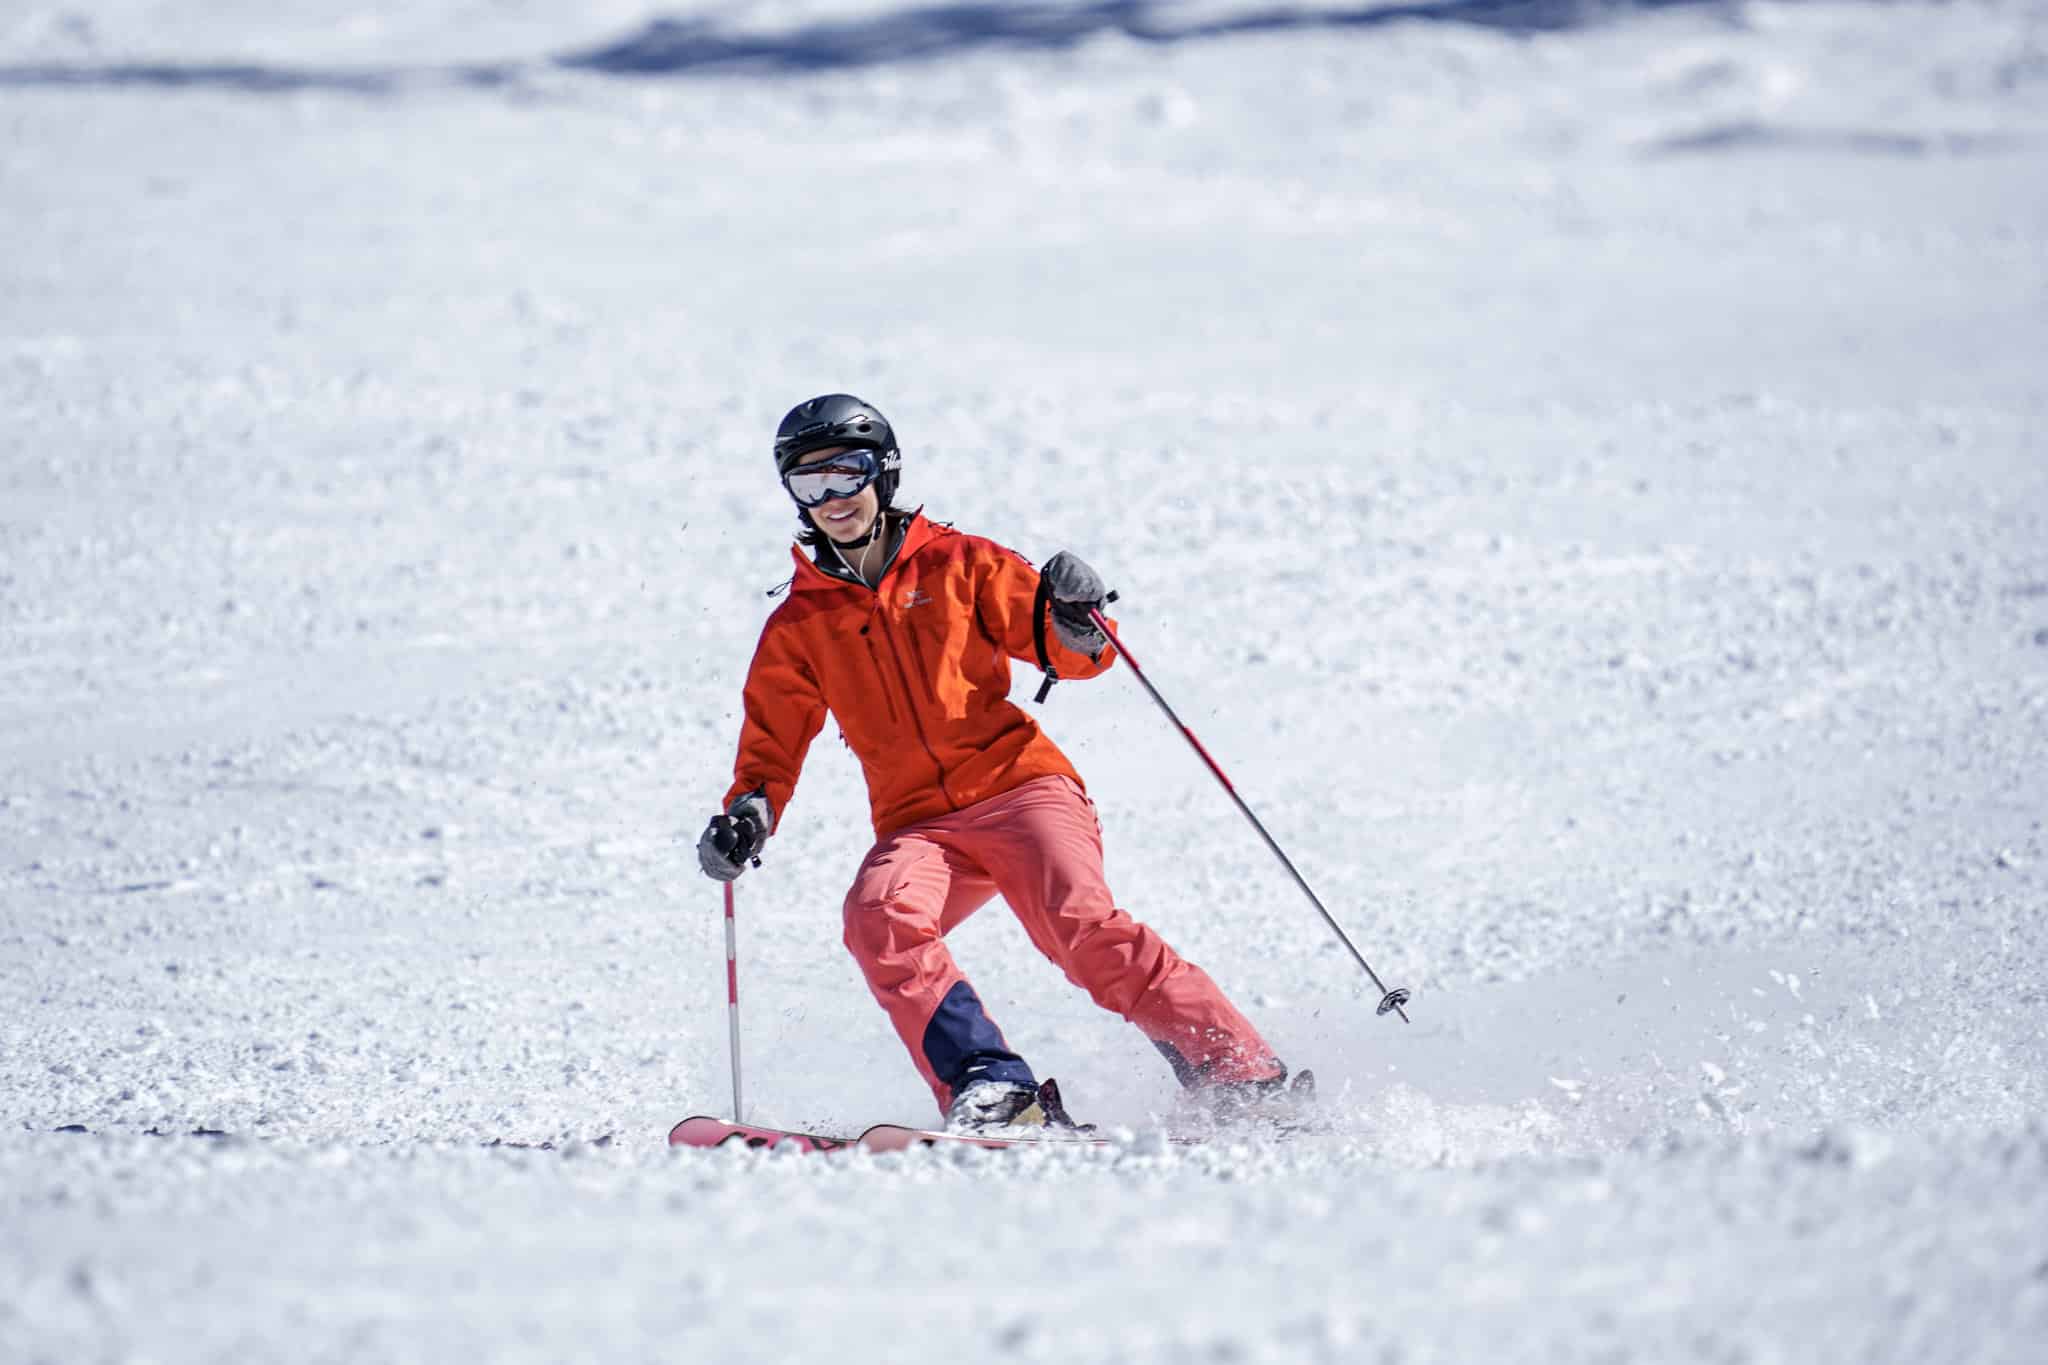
[4,1,2046,1360]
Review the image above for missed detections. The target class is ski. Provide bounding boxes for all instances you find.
[666,1115,1112,1153]
[667,1116,860,1153]
[670,1072,1316,1153]
[857,1123,1115,1152]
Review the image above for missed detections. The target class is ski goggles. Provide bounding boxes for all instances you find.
[781,449,881,508]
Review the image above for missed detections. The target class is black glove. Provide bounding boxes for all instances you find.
[1040,550,1109,658]
[696,789,773,882]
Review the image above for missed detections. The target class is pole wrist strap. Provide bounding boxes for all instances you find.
[1031,573,1059,703]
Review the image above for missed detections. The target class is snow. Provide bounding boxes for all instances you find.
[4,1,2047,1359]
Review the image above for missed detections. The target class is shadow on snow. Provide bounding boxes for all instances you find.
[560,0,1725,76]
[0,0,1732,94]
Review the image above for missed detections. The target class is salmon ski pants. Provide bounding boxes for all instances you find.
[841,774,1282,1117]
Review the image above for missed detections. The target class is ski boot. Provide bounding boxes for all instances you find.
[1184,1068,1320,1135]
[945,1078,1093,1135]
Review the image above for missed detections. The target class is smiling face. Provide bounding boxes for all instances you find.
[795,445,883,544]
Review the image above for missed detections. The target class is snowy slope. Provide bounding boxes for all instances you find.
[4,2,2047,1360]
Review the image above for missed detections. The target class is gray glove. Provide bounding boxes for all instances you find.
[696,789,774,882]
[1041,550,1109,658]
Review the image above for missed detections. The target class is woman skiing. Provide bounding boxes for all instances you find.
[697,393,1290,1132]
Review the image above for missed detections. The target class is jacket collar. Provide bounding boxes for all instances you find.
[788,508,943,594]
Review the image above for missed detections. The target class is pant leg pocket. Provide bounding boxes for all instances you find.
[1061,775,1104,837]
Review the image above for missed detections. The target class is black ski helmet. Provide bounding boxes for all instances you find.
[773,394,902,507]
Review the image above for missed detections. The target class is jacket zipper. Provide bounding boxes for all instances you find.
[870,597,959,811]
[860,619,903,727]
[821,517,959,811]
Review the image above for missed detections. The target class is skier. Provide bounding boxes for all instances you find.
[697,394,1292,1132]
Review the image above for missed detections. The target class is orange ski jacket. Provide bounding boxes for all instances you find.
[721,511,1117,839]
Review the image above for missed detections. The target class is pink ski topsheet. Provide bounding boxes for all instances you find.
[855,1124,1111,1152]
[668,1116,858,1152]
[667,1115,1112,1153]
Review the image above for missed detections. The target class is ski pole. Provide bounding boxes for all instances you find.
[724,881,745,1121]
[1088,602,1412,1023]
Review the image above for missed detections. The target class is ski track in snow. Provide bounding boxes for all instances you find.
[4,1,2047,1360]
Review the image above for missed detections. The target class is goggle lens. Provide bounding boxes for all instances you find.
[783,450,880,508]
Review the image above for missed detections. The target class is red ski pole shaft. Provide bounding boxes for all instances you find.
[724,881,745,1120]
[1090,606,1411,1023]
